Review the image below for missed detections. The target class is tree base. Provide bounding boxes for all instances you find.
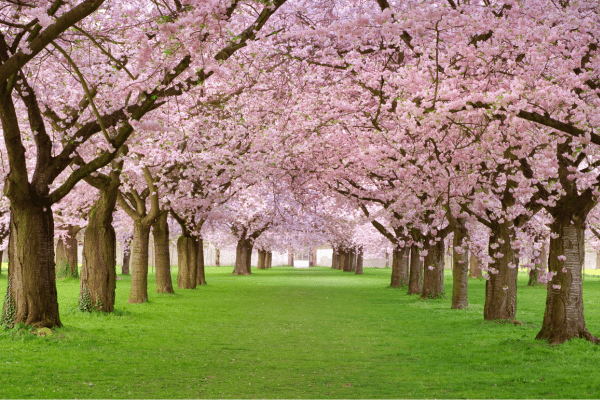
[231,272,252,276]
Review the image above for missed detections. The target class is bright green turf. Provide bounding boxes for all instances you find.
[0,265,599,399]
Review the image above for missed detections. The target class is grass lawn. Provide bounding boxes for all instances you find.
[0,265,599,399]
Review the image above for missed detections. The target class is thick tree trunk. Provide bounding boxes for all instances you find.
[177,236,197,289]
[257,250,267,269]
[215,248,220,267]
[56,225,79,278]
[266,251,272,268]
[288,250,293,267]
[528,242,547,286]
[348,248,357,272]
[332,249,340,269]
[122,237,131,275]
[80,185,119,312]
[153,212,174,294]
[536,219,599,344]
[196,238,207,285]
[1,205,61,328]
[469,251,483,278]
[355,247,364,275]
[385,252,390,268]
[408,244,423,295]
[452,223,469,309]
[340,248,351,272]
[484,222,518,321]
[421,240,445,299]
[390,247,409,287]
[129,222,151,303]
[233,238,253,275]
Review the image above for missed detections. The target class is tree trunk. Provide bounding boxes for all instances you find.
[536,219,599,344]
[129,222,152,303]
[288,250,293,267]
[469,251,483,278]
[528,242,547,286]
[332,249,340,269]
[348,248,356,272]
[0,249,3,275]
[385,252,390,268]
[153,212,174,294]
[233,238,253,275]
[122,237,131,275]
[484,222,518,321]
[266,251,272,268]
[257,250,267,269]
[421,240,445,299]
[1,205,61,328]
[452,223,469,309]
[390,247,409,287]
[80,189,119,313]
[408,244,423,295]
[177,236,197,289]
[355,247,364,275]
[56,225,79,279]
[196,238,206,285]
[340,248,351,272]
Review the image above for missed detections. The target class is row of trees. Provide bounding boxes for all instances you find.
[0,0,599,346]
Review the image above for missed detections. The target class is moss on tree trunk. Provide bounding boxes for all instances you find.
[2,205,61,328]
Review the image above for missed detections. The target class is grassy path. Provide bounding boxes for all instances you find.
[0,266,599,398]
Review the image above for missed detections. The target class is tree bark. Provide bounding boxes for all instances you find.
[257,250,267,269]
[469,251,483,278]
[528,242,547,286]
[215,248,220,267]
[452,223,469,309]
[129,221,152,303]
[484,222,518,321]
[355,247,364,275]
[233,238,253,275]
[266,251,272,268]
[56,225,79,278]
[196,238,206,285]
[153,212,174,293]
[332,248,340,269]
[80,184,119,312]
[421,240,445,299]
[177,236,197,289]
[122,237,131,275]
[390,247,409,287]
[536,219,599,344]
[288,249,293,267]
[408,244,423,295]
[1,205,61,328]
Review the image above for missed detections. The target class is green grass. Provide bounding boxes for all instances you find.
[0,266,599,398]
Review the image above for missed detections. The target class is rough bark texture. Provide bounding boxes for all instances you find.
[177,236,197,289]
[528,243,546,286]
[232,238,253,275]
[408,244,423,295]
[56,225,79,278]
[80,182,119,312]
[196,238,207,285]
[390,247,409,287]
[152,212,174,294]
[129,222,151,303]
[2,205,61,328]
[452,223,469,309]
[484,222,518,321]
[469,251,483,278]
[536,219,599,344]
[421,240,445,299]
[355,247,364,275]
[332,249,340,270]
[122,237,131,275]
[257,250,267,269]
